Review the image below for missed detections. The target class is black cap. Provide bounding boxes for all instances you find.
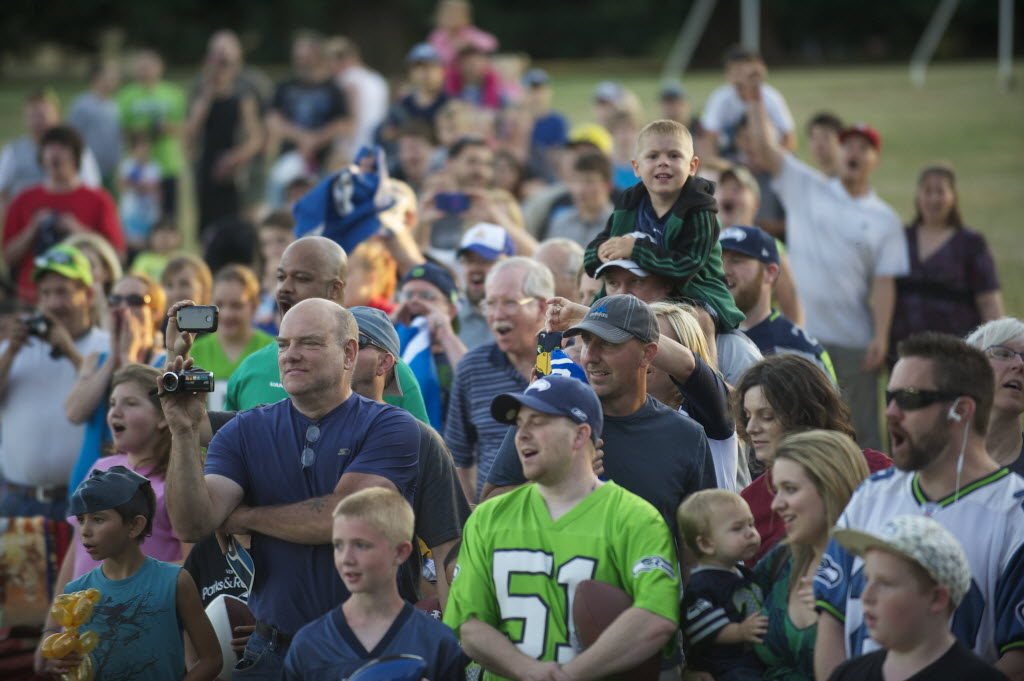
[68,465,152,516]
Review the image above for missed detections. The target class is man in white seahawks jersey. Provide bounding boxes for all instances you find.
[814,332,1024,681]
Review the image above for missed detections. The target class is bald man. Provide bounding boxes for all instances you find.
[223,236,429,422]
[162,298,420,678]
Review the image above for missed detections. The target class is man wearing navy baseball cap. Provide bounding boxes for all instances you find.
[445,372,680,679]
[719,225,835,381]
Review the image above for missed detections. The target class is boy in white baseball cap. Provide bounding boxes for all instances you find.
[827,515,1007,681]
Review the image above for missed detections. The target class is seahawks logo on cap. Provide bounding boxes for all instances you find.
[570,407,587,421]
[528,379,552,392]
[591,305,608,318]
[720,227,746,242]
[411,266,425,277]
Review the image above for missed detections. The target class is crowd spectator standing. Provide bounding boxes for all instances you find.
[160,298,421,680]
[966,318,1024,475]
[2,125,124,303]
[68,62,123,189]
[117,50,186,219]
[0,89,103,211]
[745,73,908,452]
[815,333,1024,679]
[0,245,109,520]
[453,222,514,350]
[325,36,389,158]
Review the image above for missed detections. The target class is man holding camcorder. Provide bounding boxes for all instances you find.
[0,244,110,520]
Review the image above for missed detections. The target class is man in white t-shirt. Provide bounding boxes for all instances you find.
[814,333,1024,681]
[0,244,109,520]
[326,36,389,158]
[698,46,796,172]
[744,71,908,452]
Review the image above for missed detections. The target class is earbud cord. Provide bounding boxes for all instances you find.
[953,422,969,503]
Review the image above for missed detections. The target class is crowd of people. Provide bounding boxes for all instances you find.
[1,2,1021,681]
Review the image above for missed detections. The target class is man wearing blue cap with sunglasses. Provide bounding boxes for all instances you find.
[444,374,679,681]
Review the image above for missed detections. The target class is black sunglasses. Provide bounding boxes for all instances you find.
[108,293,152,308]
[884,388,961,411]
[358,333,381,351]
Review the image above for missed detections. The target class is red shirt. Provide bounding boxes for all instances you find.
[2,184,124,302]
[742,447,893,566]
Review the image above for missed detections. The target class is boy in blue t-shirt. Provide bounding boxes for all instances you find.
[45,466,220,681]
[284,488,466,681]
[677,489,767,681]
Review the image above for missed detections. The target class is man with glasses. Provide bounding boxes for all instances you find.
[814,332,1024,680]
[392,262,467,431]
[0,244,109,520]
[445,256,553,502]
[161,297,419,681]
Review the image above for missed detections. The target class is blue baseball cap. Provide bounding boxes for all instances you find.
[457,222,515,261]
[406,43,441,64]
[69,465,152,516]
[523,68,550,88]
[349,306,404,397]
[400,262,458,303]
[491,374,603,441]
[718,225,779,265]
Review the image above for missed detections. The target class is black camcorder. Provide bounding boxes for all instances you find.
[161,368,215,394]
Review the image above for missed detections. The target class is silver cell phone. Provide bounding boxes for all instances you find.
[176,305,219,333]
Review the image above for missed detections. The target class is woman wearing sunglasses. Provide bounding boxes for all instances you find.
[64,273,167,493]
[967,318,1024,476]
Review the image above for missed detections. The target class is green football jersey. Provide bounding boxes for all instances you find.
[222,341,430,423]
[443,482,680,680]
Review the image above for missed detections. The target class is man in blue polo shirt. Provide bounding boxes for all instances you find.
[161,297,419,681]
[720,225,836,382]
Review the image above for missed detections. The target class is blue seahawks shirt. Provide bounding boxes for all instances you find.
[814,467,1024,663]
[743,311,837,384]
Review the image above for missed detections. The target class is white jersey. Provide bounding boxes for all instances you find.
[815,466,1024,663]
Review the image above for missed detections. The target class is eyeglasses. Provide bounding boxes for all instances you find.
[985,345,1024,363]
[480,296,535,315]
[398,289,439,303]
[301,423,321,468]
[884,388,961,411]
[108,293,152,308]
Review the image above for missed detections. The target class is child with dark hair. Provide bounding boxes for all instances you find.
[40,466,221,681]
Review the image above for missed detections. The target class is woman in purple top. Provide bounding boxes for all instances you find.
[889,164,1003,365]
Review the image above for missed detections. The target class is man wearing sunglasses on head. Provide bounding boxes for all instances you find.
[0,244,110,521]
[160,296,420,681]
[814,332,1024,681]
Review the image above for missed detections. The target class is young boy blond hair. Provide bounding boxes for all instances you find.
[828,515,1008,681]
[677,489,767,681]
[283,488,466,681]
[42,466,221,681]
[583,119,744,331]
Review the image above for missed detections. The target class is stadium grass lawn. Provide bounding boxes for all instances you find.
[2,60,1021,313]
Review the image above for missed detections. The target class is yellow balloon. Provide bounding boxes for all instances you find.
[40,632,62,658]
[71,598,94,625]
[79,654,95,681]
[52,604,74,628]
[77,630,99,654]
[83,588,101,603]
[51,631,79,658]
[54,594,74,607]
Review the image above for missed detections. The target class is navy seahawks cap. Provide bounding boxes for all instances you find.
[564,294,659,344]
[406,43,441,64]
[718,225,779,265]
[69,465,152,516]
[400,262,457,303]
[491,374,603,441]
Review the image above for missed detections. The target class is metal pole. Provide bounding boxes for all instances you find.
[998,0,1014,90]
[909,0,960,87]
[740,0,760,52]
[661,0,719,82]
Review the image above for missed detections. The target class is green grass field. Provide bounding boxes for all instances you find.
[2,60,1022,312]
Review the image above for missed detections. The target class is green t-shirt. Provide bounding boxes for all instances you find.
[116,82,185,176]
[223,341,429,423]
[129,251,172,285]
[443,482,680,679]
[191,330,275,411]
